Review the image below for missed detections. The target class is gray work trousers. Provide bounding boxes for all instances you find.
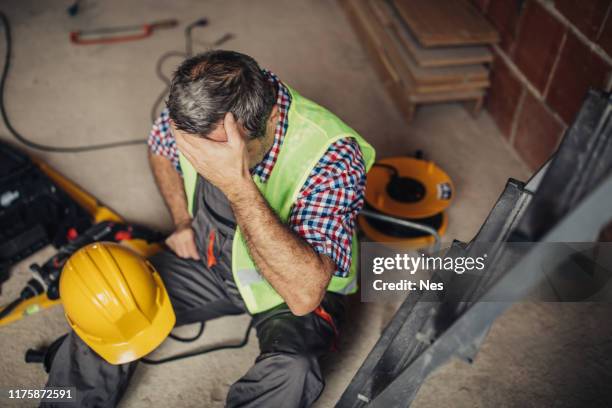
[42,250,345,408]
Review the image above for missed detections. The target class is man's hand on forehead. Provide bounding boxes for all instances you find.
[174,112,251,200]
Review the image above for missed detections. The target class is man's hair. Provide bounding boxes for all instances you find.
[167,50,276,139]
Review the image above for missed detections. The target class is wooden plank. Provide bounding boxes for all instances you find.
[341,0,486,121]
[348,0,488,94]
[341,0,400,85]
[408,88,484,103]
[391,0,499,47]
[379,0,493,67]
[340,0,416,120]
[369,0,490,91]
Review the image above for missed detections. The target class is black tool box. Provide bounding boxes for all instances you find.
[0,141,91,290]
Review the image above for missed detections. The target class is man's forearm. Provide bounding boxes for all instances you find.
[148,152,191,227]
[229,178,334,316]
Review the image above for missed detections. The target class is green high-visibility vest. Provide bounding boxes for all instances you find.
[179,87,375,314]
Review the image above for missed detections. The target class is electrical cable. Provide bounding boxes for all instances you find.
[141,310,293,365]
[150,50,186,122]
[372,162,399,178]
[0,12,148,152]
[141,319,253,365]
[168,322,205,342]
[0,13,210,153]
[149,18,208,122]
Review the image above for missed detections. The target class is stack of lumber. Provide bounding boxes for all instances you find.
[342,0,499,121]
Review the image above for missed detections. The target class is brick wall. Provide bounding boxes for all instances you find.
[472,0,612,170]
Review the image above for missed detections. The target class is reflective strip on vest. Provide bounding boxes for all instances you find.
[335,276,358,294]
[236,268,263,285]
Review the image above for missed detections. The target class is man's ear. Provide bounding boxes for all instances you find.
[268,105,279,126]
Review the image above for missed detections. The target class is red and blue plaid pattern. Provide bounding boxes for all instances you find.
[148,109,179,170]
[289,138,366,277]
[252,69,291,182]
[148,71,366,277]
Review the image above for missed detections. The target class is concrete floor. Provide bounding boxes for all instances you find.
[1,0,611,407]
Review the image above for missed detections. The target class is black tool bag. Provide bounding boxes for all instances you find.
[0,141,91,291]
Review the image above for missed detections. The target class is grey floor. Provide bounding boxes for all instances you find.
[1,1,611,407]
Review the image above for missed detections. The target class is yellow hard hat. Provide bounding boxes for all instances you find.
[59,242,175,365]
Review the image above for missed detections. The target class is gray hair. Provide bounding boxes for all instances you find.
[167,50,276,139]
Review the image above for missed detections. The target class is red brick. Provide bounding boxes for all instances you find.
[514,92,564,170]
[487,0,524,53]
[546,31,611,124]
[555,0,610,40]
[513,0,566,93]
[486,54,524,139]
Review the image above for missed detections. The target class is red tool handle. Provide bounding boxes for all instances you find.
[70,19,178,45]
